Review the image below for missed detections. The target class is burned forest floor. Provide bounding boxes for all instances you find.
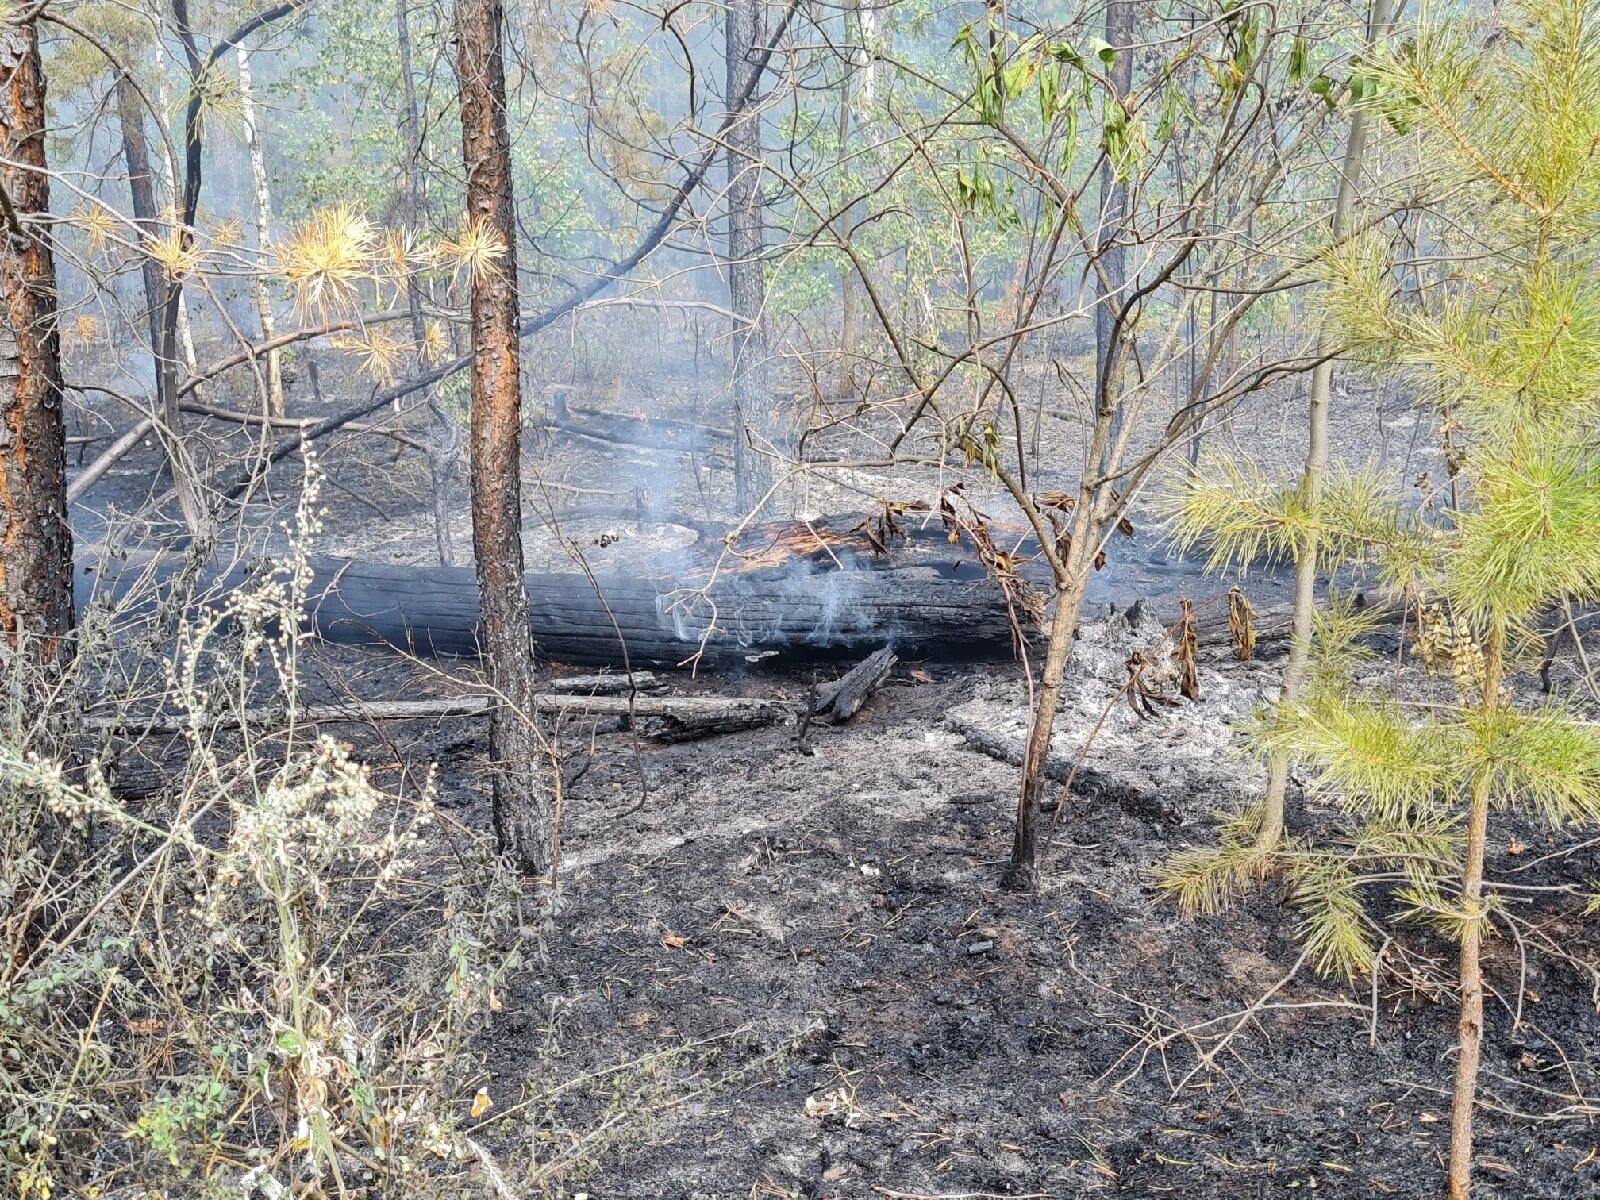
[194,620,1600,1200]
[52,347,1593,1198]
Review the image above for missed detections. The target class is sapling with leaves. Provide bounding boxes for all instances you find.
[1163,1,1600,1194]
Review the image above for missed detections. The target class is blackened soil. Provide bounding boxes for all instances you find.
[391,659,1600,1200]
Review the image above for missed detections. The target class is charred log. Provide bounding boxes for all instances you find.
[813,646,897,722]
[84,691,784,739]
[545,390,730,456]
[75,520,1026,669]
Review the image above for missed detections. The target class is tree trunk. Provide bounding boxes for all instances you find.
[397,0,458,566]
[1008,0,1133,882]
[1259,0,1397,854]
[1448,622,1503,1200]
[158,4,207,536]
[1092,0,1133,470]
[114,73,167,390]
[0,19,73,676]
[455,0,551,880]
[1007,567,1092,886]
[152,65,203,397]
[836,47,858,395]
[726,0,775,512]
[235,46,284,418]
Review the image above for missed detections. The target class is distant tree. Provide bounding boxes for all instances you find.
[235,44,285,418]
[1166,2,1600,1193]
[0,18,73,680]
[1255,0,1399,856]
[726,0,776,512]
[455,0,552,881]
[393,0,460,568]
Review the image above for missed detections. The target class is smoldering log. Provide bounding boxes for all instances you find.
[74,518,1026,669]
[73,515,1370,671]
[543,390,731,455]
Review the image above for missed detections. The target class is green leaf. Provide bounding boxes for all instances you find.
[1289,35,1310,85]
[1050,42,1084,69]
[1039,60,1059,126]
[1002,57,1038,102]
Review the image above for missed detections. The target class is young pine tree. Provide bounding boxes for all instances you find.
[1164,1,1600,1195]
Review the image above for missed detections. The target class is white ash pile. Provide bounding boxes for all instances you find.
[947,600,1281,823]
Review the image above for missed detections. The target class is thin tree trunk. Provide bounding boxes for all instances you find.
[114,73,167,390]
[1258,0,1397,854]
[235,46,283,418]
[0,19,73,675]
[1008,565,1092,885]
[1188,287,1217,466]
[836,49,857,395]
[1093,0,1132,471]
[726,0,774,512]
[397,0,457,565]
[455,0,551,880]
[155,17,205,535]
[1009,0,1133,862]
[154,71,202,396]
[1448,621,1503,1200]
[1008,375,1114,885]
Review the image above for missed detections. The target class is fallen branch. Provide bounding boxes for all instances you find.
[813,645,897,723]
[83,691,788,738]
[548,390,730,455]
[548,670,666,694]
[178,400,428,453]
[67,417,154,503]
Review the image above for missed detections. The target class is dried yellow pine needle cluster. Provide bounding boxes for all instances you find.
[1413,604,1487,697]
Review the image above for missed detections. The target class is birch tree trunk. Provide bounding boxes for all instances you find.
[235,46,284,418]
[152,49,204,534]
[0,19,73,677]
[455,0,551,880]
[153,64,203,393]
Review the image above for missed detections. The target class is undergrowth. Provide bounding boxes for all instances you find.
[0,470,526,1199]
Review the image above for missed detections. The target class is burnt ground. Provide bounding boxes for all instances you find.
[63,324,1590,1198]
[258,637,1600,1200]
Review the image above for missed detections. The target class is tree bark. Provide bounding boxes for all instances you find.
[726,0,775,512]
[235,46,284,418]
[1259,0,1397,854]
[120,63,204,530]
[1006,497,1102,888]
[0,19,73,675]
[455,0,552,879]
